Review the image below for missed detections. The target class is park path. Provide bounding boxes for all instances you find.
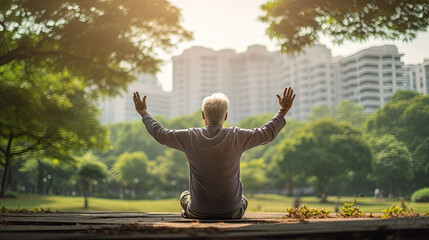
[1,212,428,239]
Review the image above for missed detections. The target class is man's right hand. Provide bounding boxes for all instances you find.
[276,87,296,117]
[133,91,147,117]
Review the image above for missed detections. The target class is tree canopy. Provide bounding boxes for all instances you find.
[274,119,372,200]
[0,0,192,94]
[366,90,429,189]
[307,100,367,127]
[0,61,108,197]
[368,134,413,196]
[77,152,108,208]
[259,0,429,53]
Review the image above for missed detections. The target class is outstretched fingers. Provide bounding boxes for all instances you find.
[286,94,296,108]
[287,88,293,100]
[136,91,141,102]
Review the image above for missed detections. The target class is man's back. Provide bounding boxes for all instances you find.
[142,113,285,215]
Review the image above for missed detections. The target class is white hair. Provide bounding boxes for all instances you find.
[202,93,229,125]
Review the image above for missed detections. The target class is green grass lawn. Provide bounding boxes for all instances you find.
[1,194,429,214]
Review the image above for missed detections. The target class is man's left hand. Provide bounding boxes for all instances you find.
[133,91,147,117]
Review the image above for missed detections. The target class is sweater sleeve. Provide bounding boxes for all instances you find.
[142,113,190,152]
[240,112,286,152]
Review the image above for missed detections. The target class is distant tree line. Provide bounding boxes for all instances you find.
[3,91,428,202]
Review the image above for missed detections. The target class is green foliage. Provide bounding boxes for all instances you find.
[285,204,332,220]
[307,106,335,122]
[368,134,413,196]
[339,198,364,217]
[366,91,429,189]
[366,91,428,152]
[112,152,151,187]
[259,0,429,53]
[153,149,189,192]
[241,158,268,191]
[4,191,18,198]
[274,119,372,197]
[411,188,429,203]
[382,205,407,218]
[1,206,58,213]
[165,109,205,129]
[0,0,192,94]
[0,61,108,197]
[307,100,367,128]
[78,153,109,183]
[102,121,166,164]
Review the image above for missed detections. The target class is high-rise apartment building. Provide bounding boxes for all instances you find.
[172,44,337,122]
[99,44,424,124]
[275,44,336,120]
[99,74,171,124]
[335,45,407,113]
[405,59,429,95]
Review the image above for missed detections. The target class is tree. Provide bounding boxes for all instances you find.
[0,62,108,197]
[0,0,192,94]
[368,134,413,197]
[366,91,429,190]
[99,120,167,167]
[153,149,189,194]
[307,106,334,122]
[307,100,367,127]
[77,153,108,208]
[274,119,372,201]
[241,158,268,193]
[335,100,367,127]
[259,0,429,53]
[113,151,152,197]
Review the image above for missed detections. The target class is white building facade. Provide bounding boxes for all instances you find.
[99,44,425,124]
[99,74,171,124]
[335,45,407,113]
[172,44,338,122]
[405,59,429,95]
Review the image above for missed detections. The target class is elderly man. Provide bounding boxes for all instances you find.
[133,87,295,219]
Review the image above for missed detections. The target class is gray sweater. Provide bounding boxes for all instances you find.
[142,112,286,215]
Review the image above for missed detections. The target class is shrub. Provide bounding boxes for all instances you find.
[5,191,18,198]
[411,188,429,202]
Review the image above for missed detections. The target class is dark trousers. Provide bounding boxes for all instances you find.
[179,190,248,219]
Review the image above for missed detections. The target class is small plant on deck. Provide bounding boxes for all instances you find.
[339,197,364,217]
[1,206,58,213]
[382,205,429,218]
[284,204,332,221]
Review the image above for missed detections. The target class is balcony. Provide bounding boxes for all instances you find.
[360,99,381,107]
[360,91,380,99]
[359,76,379,85]
[360,83,379,91]
[357,68,379,76]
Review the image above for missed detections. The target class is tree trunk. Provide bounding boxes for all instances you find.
[316,176,328,202]
[84,193,88,209]
[0,154,11,198]
[83,181,89,209]
[285,181,293,197]
[37,159,44,194]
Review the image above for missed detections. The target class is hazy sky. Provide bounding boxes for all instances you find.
[156,0,429,91]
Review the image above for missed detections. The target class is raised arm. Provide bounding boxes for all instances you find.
[133,91,189,152]
[241,87,296,151]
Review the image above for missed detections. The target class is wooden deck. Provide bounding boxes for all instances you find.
[1,212,428,239]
